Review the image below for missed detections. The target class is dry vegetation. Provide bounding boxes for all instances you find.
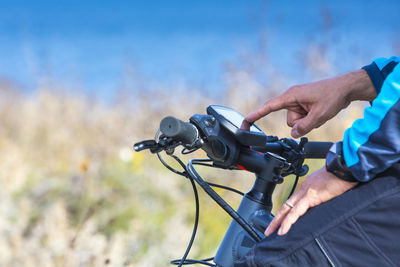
[0,35,367,266]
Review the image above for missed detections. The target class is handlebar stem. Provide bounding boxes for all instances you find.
[237,149,287,182]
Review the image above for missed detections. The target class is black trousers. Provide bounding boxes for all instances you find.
[235,165,400,267]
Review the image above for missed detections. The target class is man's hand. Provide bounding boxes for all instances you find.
[241,70,376,138]
[264,167,358,236]
[241,70,372,236]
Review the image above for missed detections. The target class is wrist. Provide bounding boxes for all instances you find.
[326,141,358,182]
[346,70,377,102]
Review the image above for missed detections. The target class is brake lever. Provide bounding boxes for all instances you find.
[282,164,309,177]
[133,138,182,154]
[133,140,163,153]
[280,137,309,177]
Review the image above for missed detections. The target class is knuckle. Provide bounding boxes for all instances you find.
[288,85,301,93]
[306,187,317,196]
[305,187,320,203]
[263,98,272,105]
[268,98,281,109]
[263,97,276,107]
[296,123,308,134]
[287,120,293,127]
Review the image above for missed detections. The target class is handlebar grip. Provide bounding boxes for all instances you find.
[303,142,333,158]
[160,116,198,145]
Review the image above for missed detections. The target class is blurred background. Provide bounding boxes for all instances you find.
[0,0,399,266]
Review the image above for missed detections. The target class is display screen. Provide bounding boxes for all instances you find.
[211,106,263,133]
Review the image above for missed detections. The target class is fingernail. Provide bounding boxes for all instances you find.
[277,226,283,236]
[292,129,300,138]
[264,225,270,236]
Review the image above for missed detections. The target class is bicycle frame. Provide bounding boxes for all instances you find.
[213,151,287,266]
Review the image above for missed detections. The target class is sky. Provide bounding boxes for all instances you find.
[0,0,399,98]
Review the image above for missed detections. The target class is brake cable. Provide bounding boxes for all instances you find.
[187,159,262,242]
[154,130,245,266]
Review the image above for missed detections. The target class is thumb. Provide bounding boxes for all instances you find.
[291,112,319,138]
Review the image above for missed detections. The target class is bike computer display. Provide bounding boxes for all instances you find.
[206,105,267,146]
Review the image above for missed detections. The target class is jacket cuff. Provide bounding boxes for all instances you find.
[362,62,384,95]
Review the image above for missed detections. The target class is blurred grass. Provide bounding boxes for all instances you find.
[0,33,368,266]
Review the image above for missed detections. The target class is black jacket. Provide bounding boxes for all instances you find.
[235,164,400,266]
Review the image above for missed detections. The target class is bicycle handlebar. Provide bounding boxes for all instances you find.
[160,115,332,159]
[303,141,332,158]
[160,116,198,145]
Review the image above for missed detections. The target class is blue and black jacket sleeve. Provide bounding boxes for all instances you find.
[343,56,400,182]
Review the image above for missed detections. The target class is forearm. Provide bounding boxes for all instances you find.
[307,70,376,111]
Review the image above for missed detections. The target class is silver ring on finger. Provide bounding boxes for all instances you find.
[285,200,294,209]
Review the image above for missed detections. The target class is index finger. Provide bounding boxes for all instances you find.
[245,96,289,124]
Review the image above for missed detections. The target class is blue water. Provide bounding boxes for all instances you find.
[0,0,399,98]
